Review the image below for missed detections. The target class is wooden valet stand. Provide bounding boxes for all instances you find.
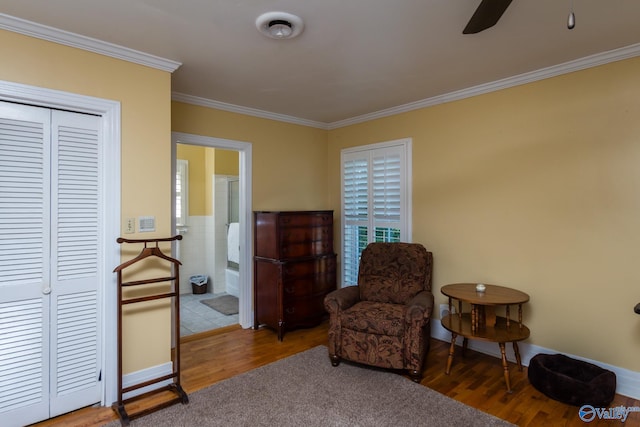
[112,236,188,425]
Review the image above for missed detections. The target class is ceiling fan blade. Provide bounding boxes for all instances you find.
[463,0,513,34]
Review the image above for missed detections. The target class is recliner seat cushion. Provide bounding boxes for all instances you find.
[341,301,405,336]
[528,353,616,407]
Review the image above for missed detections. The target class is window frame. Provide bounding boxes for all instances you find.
[175,159,189,227]
[340,138,412,287]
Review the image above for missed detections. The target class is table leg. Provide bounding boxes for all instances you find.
[462,337,468,357]
[446,333,457,375]
[513,341,523,371]
[499,342,512,393]
[471,304,476,333]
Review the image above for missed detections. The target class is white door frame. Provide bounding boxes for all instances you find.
[0,80,121,406]
[171,132,253,328]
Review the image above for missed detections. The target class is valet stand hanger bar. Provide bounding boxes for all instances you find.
[112,235,189,426]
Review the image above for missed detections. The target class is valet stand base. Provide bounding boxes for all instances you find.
[112,383,189,426]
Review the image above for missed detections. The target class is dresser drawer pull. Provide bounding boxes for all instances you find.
[285,287,295,294]
[285,307,296,314]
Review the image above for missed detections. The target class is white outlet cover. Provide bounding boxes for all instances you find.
[439,303,456,318]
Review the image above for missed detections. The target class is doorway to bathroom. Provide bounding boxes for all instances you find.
[172,132,253,337]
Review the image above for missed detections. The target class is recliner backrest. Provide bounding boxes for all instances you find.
[357,242,432,305]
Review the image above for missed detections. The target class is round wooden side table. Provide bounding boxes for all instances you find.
[441,283,530,393]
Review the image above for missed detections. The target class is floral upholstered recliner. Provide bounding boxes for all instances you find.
[324,242,434,382]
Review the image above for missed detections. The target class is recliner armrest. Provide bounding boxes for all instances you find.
[324,285,360,314]
[406,290,434,322]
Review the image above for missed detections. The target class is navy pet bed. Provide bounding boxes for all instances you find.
[528,353,616,407]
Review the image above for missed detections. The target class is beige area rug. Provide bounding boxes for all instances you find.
[200,294,238,315]
[105,346,514,427]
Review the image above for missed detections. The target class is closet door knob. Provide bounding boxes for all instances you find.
[42,287,51,295]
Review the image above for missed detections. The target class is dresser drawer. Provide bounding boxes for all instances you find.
[254,211,333,259]
[282,256,336,298]
[279,225,332,244]
[281,256,336,279]
[283,275,336,299]
[283,294,327,325]
[278,212,332,228]
[283,271,336,298]
[280,239,333,258]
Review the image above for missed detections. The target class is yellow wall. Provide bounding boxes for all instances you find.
[215,149,240,176]
[0,29,173,374]
[176,145,240,216]
[176,144,207,215]
[172,102,329,211]
[328,57,640,372]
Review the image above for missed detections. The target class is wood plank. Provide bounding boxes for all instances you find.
[34,322,640,426]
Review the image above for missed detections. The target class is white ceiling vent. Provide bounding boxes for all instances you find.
[256,12,304,40]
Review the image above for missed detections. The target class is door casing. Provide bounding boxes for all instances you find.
[171,132,253,328]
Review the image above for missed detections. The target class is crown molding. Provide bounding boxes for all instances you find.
[0,13,181,72]
[174,42,640,131]
[328,42,640,129]
[6,9,635,129]
[171,92,329,130]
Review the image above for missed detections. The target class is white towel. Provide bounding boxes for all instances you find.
[227,222,240,264]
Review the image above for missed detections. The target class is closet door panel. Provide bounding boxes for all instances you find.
[49,110,102,415]
[0,102,51,427]
[0,103,103,425]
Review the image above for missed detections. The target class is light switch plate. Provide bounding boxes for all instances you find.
[124,218,135,234]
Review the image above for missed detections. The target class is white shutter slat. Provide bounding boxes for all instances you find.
[55,121,99,280]
[54,291,99,397]
[343,157,369,221]
[0,299,45,412]
[372,153,402,222]
[0,115,48,285]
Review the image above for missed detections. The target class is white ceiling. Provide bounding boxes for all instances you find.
[1,0,639,126]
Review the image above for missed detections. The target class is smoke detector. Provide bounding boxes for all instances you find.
[256,12,304,40]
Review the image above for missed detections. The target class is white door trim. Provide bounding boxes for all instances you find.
[0,79,121,407]
[171,132,253,328]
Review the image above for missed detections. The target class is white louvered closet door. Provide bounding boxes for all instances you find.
[0,101,102,427]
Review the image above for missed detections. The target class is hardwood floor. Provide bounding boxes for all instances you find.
[35,321,639,426]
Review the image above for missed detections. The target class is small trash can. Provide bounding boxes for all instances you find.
[190,275,208,294]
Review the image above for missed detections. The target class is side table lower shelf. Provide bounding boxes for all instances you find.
[441,313,530,393]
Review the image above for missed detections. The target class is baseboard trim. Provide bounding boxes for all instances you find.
[121,362,174,401]
[432,321,640,400]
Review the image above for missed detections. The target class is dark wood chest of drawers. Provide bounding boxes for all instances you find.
[253,210,336,340]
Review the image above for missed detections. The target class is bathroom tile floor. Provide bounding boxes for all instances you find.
[180,292,239,337]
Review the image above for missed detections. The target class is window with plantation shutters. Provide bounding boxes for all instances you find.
[341,139,411,286]
[0,101,102,427]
